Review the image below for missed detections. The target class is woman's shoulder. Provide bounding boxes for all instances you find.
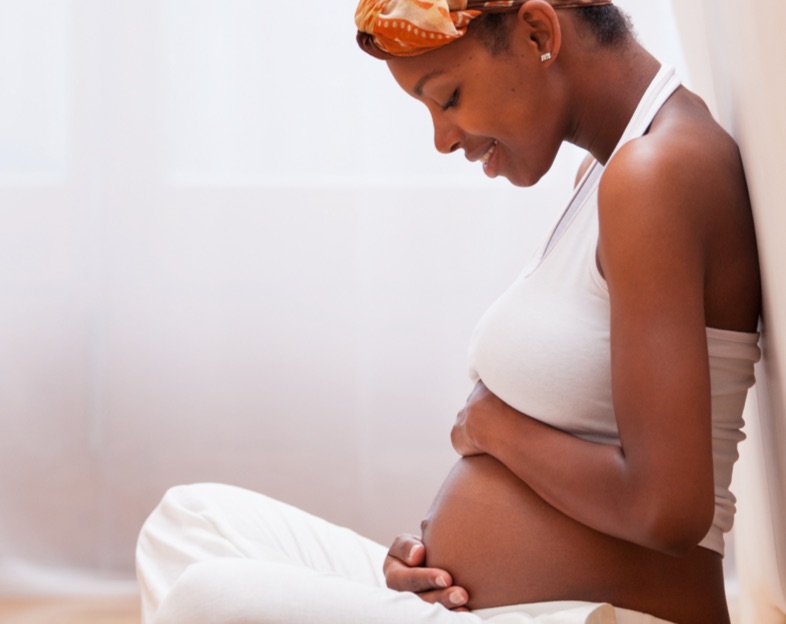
[595,86,759,332]
[598,87,747,229]
[606,87,743,194]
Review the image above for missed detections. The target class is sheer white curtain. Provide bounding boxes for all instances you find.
[0,1,686,595]
[670,2,786,622]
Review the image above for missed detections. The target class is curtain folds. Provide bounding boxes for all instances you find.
[670,1,786,622]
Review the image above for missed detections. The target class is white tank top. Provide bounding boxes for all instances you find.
[467,66,761,555]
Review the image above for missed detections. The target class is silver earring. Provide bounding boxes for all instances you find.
[540,52,552,62]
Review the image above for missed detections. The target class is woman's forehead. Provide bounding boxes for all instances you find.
[387,58,448,97]
[385,36,478,94]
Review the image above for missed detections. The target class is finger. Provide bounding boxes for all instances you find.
[416,587,469,610]
[386,533,425,566]
[385,559,452,593]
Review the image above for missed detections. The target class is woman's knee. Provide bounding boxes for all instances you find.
[137,483,243,621]
[152,560,246,624]
[138,484,210,552]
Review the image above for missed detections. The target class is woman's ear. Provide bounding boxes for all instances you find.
[515,0,562,65]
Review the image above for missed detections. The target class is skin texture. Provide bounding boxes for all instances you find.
[378,2,761,623]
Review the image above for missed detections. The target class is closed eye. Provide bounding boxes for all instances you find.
[441,88,460,111]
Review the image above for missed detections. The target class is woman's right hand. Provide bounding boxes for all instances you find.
[383,533,469,610]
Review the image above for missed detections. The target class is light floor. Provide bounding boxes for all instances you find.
[0,596,140,624]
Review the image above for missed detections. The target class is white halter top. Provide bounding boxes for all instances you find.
[467,66,761,555]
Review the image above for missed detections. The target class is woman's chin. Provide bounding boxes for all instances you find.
[501,170,544,188]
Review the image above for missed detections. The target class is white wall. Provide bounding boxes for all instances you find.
[671,1,786,621]
[0,1,687,593]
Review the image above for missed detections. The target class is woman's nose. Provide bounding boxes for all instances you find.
[432,115,462,154]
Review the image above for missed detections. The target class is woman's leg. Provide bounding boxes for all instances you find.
[136,483,485,624]
[136,483,660,624]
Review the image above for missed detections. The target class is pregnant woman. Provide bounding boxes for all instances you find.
[136,2,761,623]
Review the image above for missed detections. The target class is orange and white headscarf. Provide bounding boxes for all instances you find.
[356,0,613,59]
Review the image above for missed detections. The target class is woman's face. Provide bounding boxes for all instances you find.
[386,29,568,187]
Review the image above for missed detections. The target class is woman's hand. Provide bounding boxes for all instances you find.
[452,381,511,457]
[383,534,469,610]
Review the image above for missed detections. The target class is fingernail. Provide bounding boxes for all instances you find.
[449,590,465,605]
[409,544,422,560]
[436,575,449,588]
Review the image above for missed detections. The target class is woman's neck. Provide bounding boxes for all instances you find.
[563,41,661,164]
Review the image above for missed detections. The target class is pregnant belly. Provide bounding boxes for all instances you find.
[419,455,727,619]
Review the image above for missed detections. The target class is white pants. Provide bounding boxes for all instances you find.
[135,483,674,624]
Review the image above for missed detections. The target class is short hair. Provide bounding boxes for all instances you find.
[576,6,633,46]
[471,5,632,55]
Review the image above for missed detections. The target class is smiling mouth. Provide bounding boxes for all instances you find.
[481,141,497,167]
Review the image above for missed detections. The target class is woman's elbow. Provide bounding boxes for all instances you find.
[634,495,714,557]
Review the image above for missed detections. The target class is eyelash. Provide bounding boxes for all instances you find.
[441,89,460,111]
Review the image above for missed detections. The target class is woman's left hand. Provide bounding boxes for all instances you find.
[451,381,511,456]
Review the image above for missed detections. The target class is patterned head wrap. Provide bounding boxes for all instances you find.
[356,0,613,59]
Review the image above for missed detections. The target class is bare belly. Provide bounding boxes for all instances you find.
[420,455,729,624]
